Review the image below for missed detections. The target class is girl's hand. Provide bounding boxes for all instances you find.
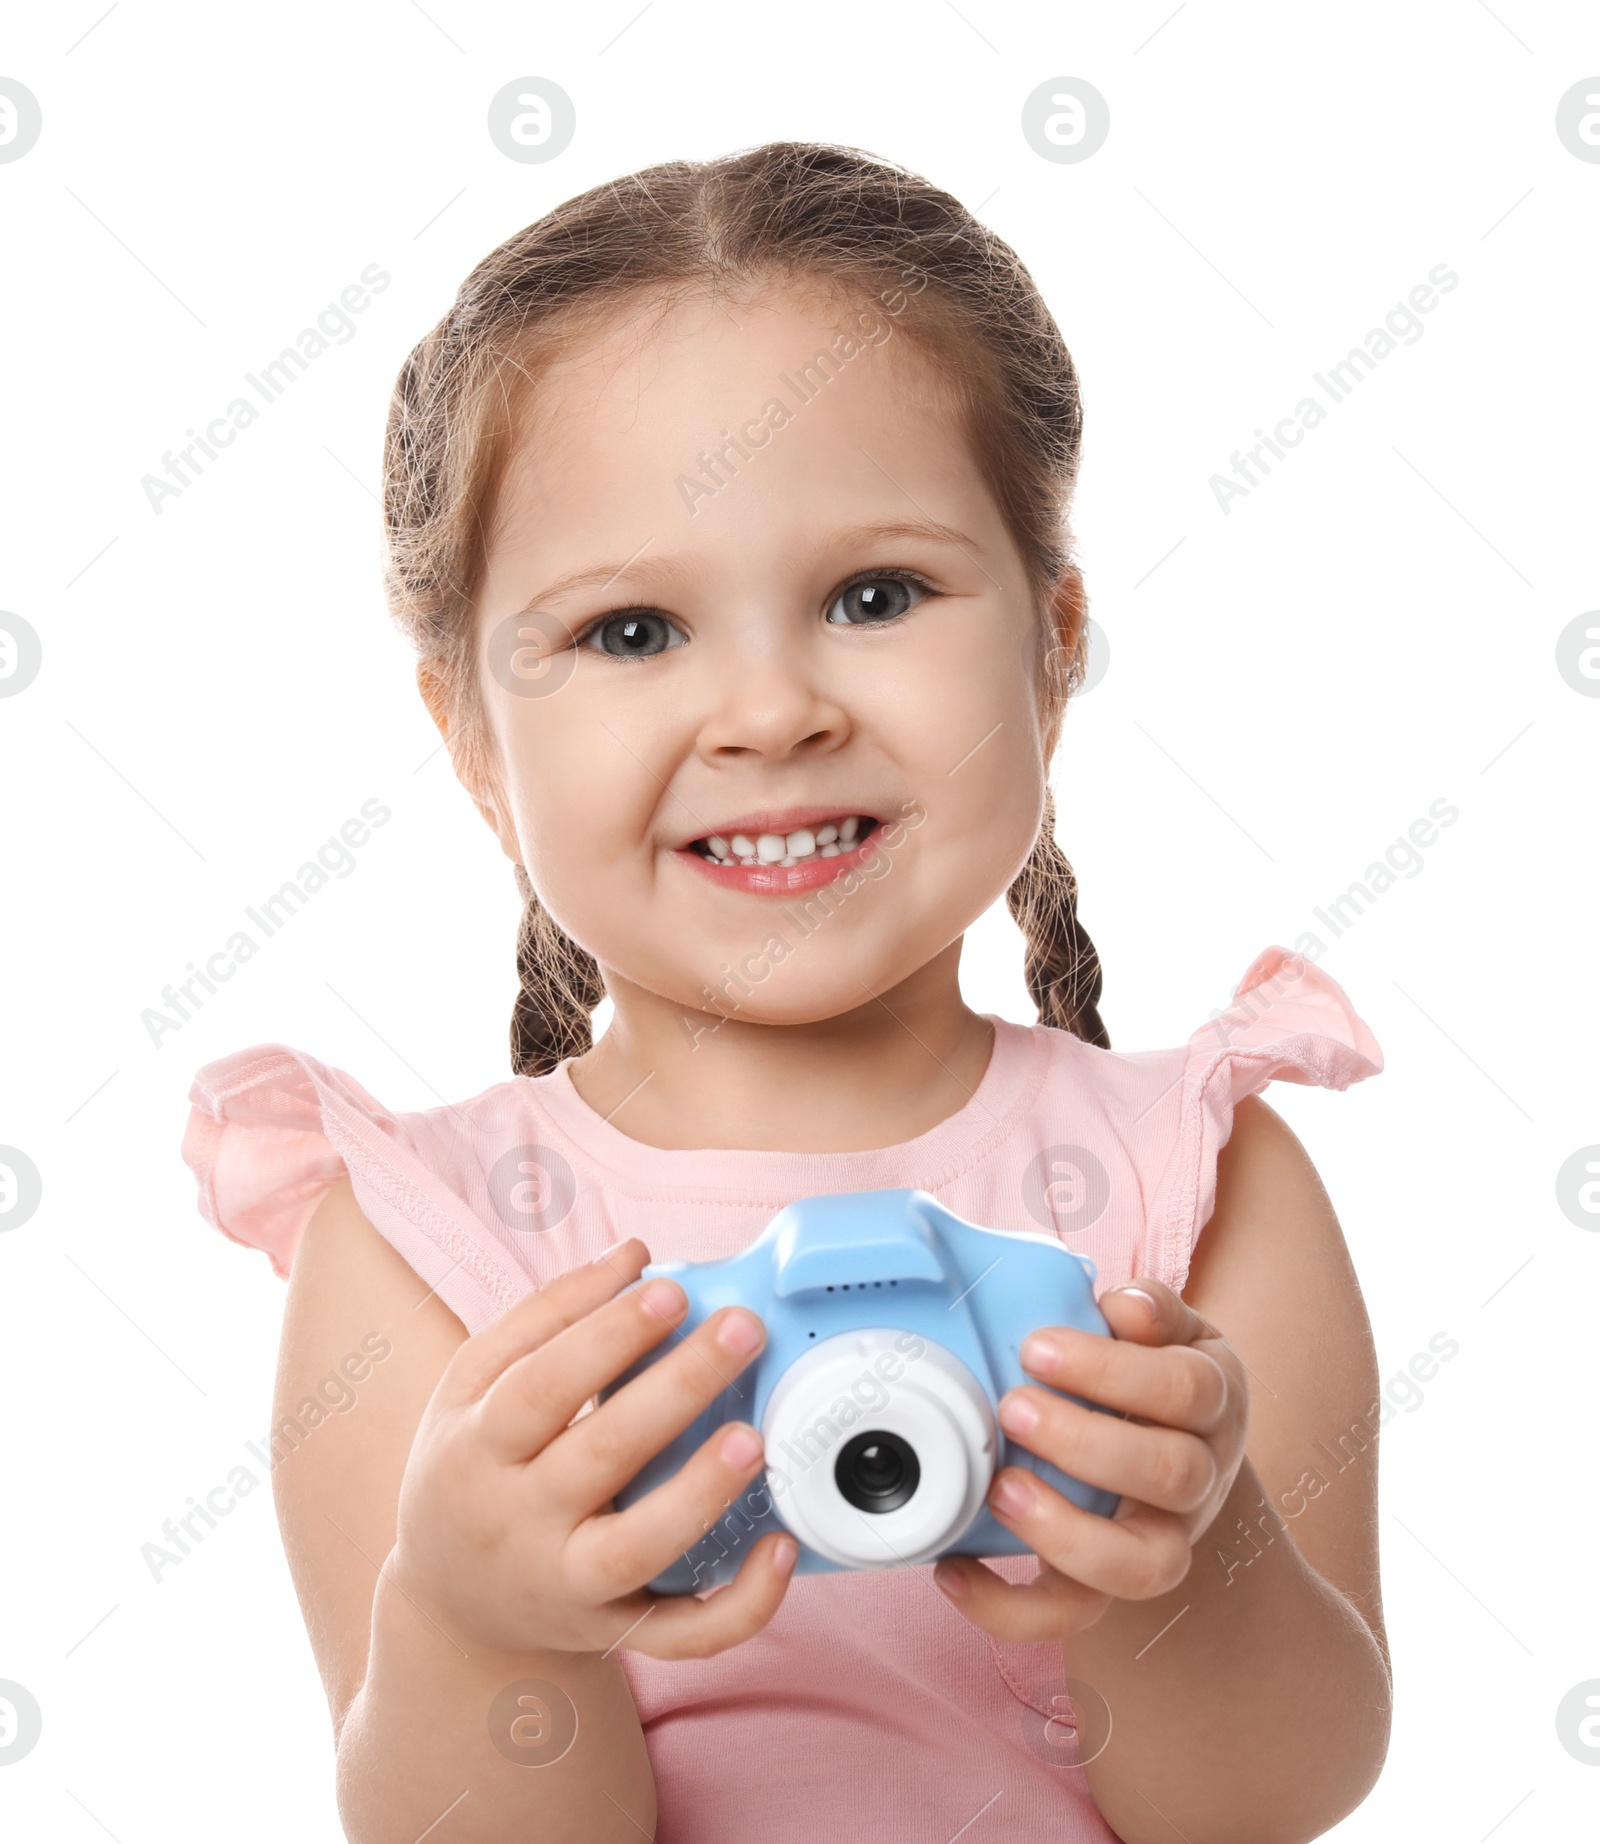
[387,1238,796,1661]
[932,1281,1248,1639]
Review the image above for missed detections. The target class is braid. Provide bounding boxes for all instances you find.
[510,864,606,1077]
[1005,790,1109,1049]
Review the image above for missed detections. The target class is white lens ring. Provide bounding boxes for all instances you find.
[760,1329,996,1568]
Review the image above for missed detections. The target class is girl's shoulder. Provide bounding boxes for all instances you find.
[180,1044,572,1335]
[1031,941,1382,1102]
[998,944,1383,1295]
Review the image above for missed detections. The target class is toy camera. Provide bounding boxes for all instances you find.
[600,1187,1120,1593]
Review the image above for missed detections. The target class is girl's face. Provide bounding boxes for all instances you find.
[464,285,1059,1026]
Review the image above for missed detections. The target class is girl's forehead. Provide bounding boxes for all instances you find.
[516,286,959,450]
[486,286,1001,580]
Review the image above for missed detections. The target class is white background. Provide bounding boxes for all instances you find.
[2,1,1596,1838]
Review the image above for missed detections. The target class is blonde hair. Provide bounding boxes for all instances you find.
[381,141,1108,1074]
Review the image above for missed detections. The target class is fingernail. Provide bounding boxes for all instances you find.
[1020,1333,1057,1376]
[934,1560,967,1598]
[991,1473,1032,1517]
[1119,1286,1160,1322]
[716,1308,765,1355]
[999,1392,1039,1436]
[720,1424,763,1469]
[773,1536,798,1575]
[638,1279,685,1319]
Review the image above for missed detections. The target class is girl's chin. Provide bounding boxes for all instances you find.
[683,999,879,1031]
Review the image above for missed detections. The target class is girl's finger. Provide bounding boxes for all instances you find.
[443,1240,650,1406]
[1020,1326,1233,1435]
[565,1420,775,1602]
[999,1386,1216,1514]
[932,1556,1110,1644]
[1096,1278,1220,1349]
[983,1470,1194,1603]
[535,1305,767,1511]
[620,1532,799,1661]
[474,1271,694,1463]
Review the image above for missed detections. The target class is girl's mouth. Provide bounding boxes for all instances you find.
[677,813,884,894]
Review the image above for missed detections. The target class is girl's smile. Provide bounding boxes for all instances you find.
[678,805,886,894]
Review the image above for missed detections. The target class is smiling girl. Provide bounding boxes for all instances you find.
[183,144,1391,1842]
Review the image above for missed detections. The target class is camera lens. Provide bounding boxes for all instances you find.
[835,1430,920,1514]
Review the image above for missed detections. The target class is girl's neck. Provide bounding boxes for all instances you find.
[565,941,995,1153]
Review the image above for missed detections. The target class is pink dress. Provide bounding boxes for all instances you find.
[181,944,1381,1843]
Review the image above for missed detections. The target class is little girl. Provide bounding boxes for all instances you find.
[183,144,1391,1842]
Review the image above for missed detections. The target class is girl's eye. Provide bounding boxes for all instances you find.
[580,610,687,658]
[825,574,928,627]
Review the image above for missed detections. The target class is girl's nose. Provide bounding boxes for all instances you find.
[693,650,851,763]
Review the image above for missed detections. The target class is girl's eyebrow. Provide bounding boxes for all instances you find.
[518,546,683,613]
[840,516,981,552]
[518,517,981,613]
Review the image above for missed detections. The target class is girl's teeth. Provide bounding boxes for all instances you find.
[704,816,871,867]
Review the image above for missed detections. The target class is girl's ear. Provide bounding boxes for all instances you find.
[1038,563,1088,761]
[416,661,522,864]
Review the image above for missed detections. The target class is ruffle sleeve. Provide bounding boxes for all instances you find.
[1145,946,1384,1292]
[181,1045,537,1336]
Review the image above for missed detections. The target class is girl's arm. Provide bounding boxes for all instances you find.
[271,1178,659,1842]
[937,1096,1391,1844]
[1077,1095,1391,1841]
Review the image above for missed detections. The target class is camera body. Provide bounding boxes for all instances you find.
[600,1187,1120,1593]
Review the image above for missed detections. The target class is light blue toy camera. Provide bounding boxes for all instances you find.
[601,1187,1120,1593]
